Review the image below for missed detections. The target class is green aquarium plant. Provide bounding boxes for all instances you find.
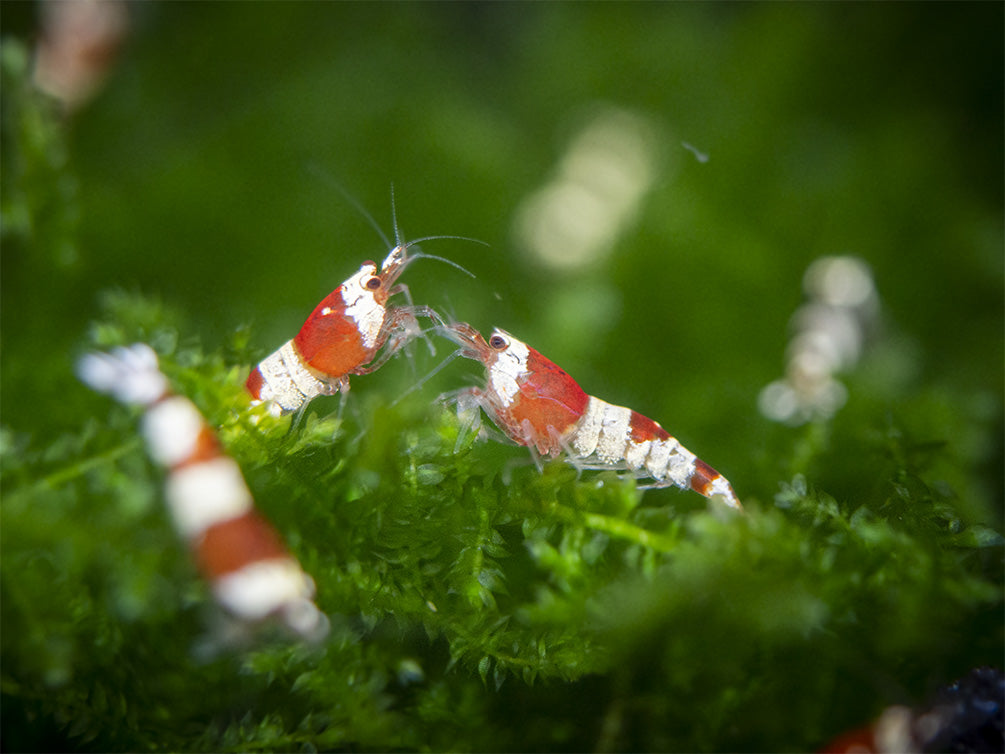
[3,288,1002,752]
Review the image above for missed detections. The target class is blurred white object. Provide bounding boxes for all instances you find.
[758,256,878,425]
[33,0,128,112]
[514,106,662,272]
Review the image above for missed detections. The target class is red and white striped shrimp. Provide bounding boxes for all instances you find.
[246,237,473,417]
[77,343,330,640]
[442,323,743,510]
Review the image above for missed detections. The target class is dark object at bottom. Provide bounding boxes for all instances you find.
[823,667,1004,753]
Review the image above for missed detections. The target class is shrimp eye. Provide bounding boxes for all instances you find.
[366,277,382,290]
[488,334,507,350]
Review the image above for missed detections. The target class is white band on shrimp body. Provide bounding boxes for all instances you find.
[624,438,652,470]
[142,396,205,467]
[341,267,385,350]
[570,396,604,456]
[164,457,254,539]
[641,437,666,475]
[570,396,699,490]
[488,337,530,406]
[647,439,695,488]
[257,341,326,413]
[212,559,317,621]
[76,345,168,406]
[570,397,630,463]
[706,476,735,501]
[596,402,631,463]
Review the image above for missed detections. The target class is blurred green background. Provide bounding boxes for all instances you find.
[4,2,1000,457]
[2,2,1002,751]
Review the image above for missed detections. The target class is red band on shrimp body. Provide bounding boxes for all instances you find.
[689,458,724,496]
[172,425,224,470]
[510,348,590,441]
[194,510,291,579]
[629,410,671,443]
[522,349,589,414]
[293,294,371,377]
[245,367,264,399]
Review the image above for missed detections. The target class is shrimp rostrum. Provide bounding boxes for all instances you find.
[442,323,743,510]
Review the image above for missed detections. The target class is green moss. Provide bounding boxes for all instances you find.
[3,292,1000,751]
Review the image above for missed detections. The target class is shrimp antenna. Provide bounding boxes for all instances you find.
[306,166,487,277]
[305,163,392,249]
[389,347,465,408]
[389,187,488,276]
[409,251,478,279]
[402,235,489,279]
[390,182,403,249]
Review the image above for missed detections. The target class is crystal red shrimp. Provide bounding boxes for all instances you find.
[443,323,743,510]
[77,343,330,640]
[245,240,453,416]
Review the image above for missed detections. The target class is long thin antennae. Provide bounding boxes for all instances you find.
[407,251,477,279]
[389,348,465,408]
[304,163,392,249]
[389,183,403,249]
[306,168,487,279]
[402,235,490,279]
[405,234,490,249]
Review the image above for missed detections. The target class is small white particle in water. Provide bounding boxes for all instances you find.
[681,141,709,163]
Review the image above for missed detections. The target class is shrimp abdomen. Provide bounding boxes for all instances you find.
[247,340,331,416]
[568,396,742,509]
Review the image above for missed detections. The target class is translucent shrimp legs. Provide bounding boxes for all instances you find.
[77,343,330,640]
[246,229,476,416]
[442,323,743,510]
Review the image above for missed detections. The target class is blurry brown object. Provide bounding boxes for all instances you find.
[32,0,128,112]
